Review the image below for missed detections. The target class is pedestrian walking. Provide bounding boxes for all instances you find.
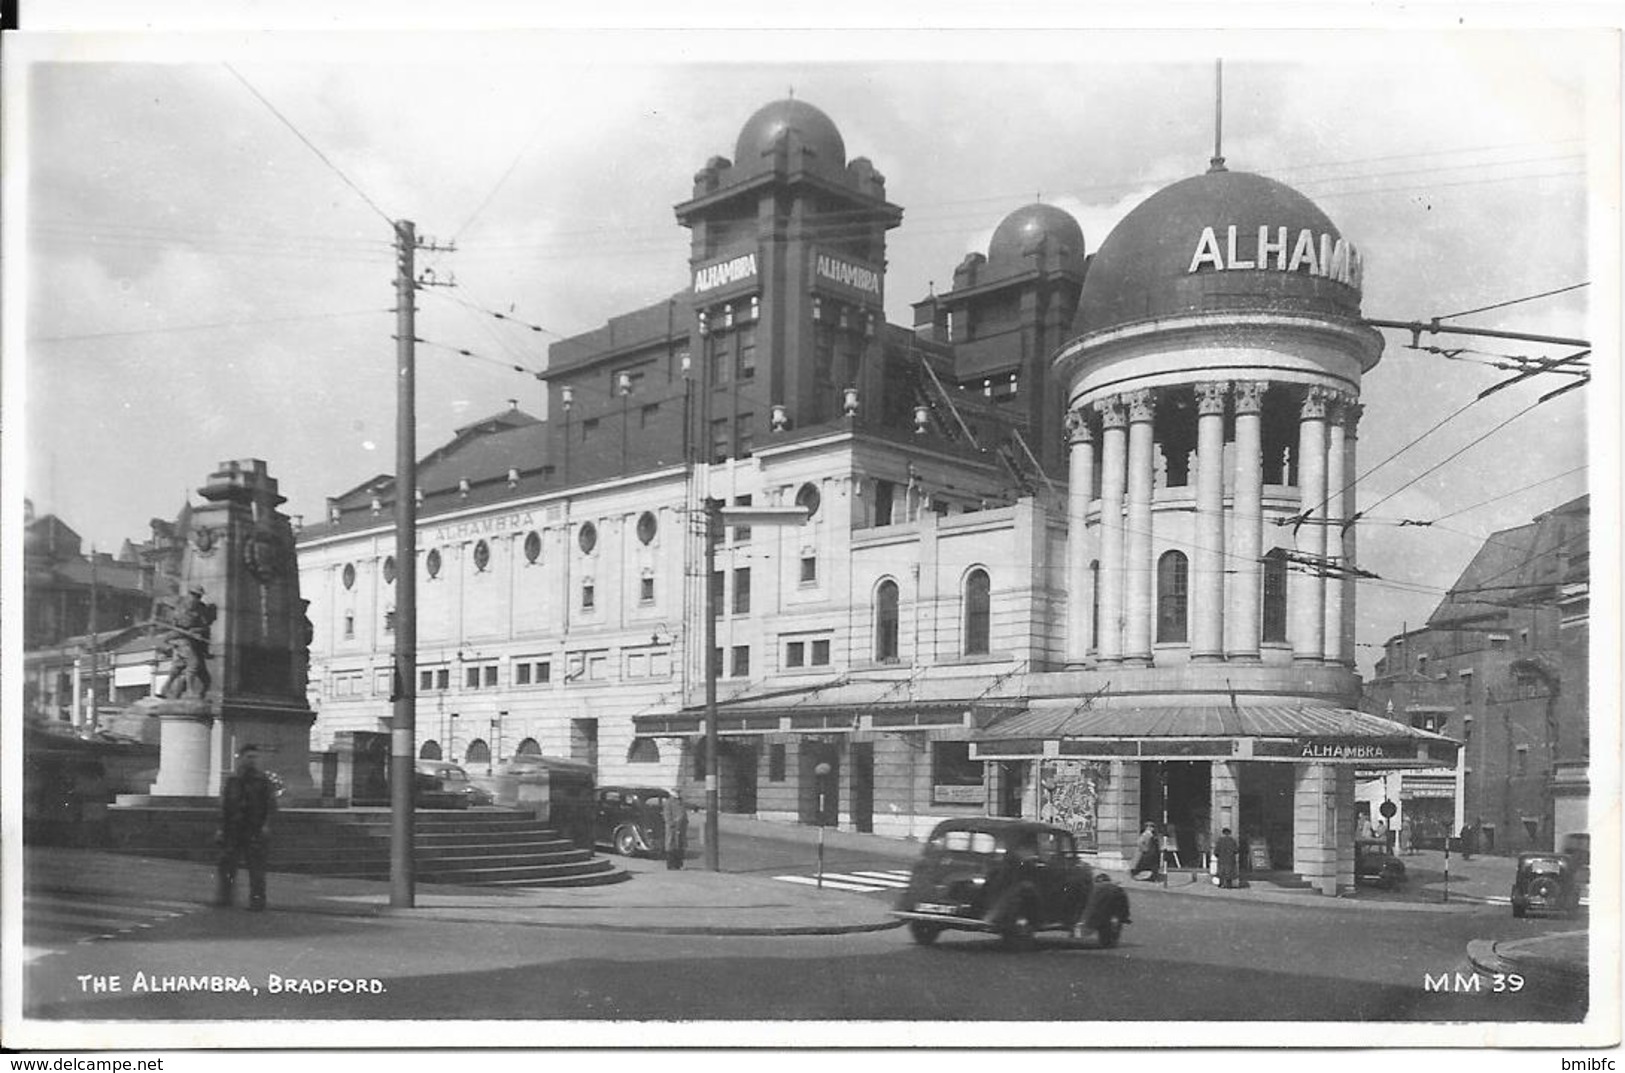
[1214,827,1240,889]
[215,744,276,910]
[1131,822,1161,880]
[661,788,689,870]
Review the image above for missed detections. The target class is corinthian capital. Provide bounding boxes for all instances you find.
[1233,380,1269,415]
[1124,388,1157,424]
[1195,381,1229,416]
[1299,385,1334,421]
[1342,400,1365,436]
[1063,407,1093,446]
[1098,396,1128,430]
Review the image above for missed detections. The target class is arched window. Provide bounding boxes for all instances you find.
[465,738,490,764]
[515,737,542,757]
[627,737,661,764]
[875,579,900,662]
[963,568,991,655]
[1262,548,1289,643]
[419,740,442,761]
[1156,550,1189,643]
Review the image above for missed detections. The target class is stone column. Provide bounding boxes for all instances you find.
[1293,762,1354,896]
[1193,382,1228,662]
[1340,403,1363,666]
[1123,389,1156,666]
[1227,381,1267,661]
[1322,394,1350,663]
[1096,397,1128,664]
[1291,387,1330,663]
[1095,759,1141,871]
[1064,408,1096,663]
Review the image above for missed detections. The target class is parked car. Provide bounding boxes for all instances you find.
[1511,852,1582,918]
[892,817,1130,948]
[1354,840,1406,890]
[594,786,674,857]
[414,760,494,809]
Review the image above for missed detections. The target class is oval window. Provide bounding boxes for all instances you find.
[578,522,598,554]
[426,548,442,578]
[473,539,491,572]
[795,482,821,521]
[523,530,542,563]
[636,511,658,545]
[341,562,356,590]
[383,556,396,584]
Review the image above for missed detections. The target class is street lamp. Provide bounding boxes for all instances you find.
[701,500,810,870]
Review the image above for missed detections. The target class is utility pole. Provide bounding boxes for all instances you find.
[702,496,721,871]
[389,219,455,909]
[391,219,419,909]
[87,545,99,734]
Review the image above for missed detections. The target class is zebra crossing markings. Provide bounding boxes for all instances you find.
[774,869,913,893]
[23,889,202,963]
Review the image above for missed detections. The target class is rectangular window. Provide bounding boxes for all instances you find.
[733,494,753,542]
[800,555,817,584]
[708,333,731,387]
[733,566,751,615]
[650,650,672,677]
[731,645,750,678]
[931,742,984,804]
[343,614,355,639]
[874,479,895,526]
[535,660,551,684]
[641,402,660,428]
[483,665,498,688]
[785,641,806,669]
[516,662,531,685]
[374,669,392,695]
[737,413,754,459]
[710,418,730,463]
[588,653,608,680]
[1516,745,1529,776]
[582,582,596,610]
[737,324,757,380]
[466,667,480,689]
[436,668,449,690]
[627,652,648,678]
[420,669,435,691]
[811,639,831,666]
[567,652,585,681]
[769,744,786,782]
[640,576,655,603]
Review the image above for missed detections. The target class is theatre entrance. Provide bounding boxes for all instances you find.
[1238,762,1297,870]
[1139,761,1212,865]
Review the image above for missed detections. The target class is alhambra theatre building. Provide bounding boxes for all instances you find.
[298,98,1456,894]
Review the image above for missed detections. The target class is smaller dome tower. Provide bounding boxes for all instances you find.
[988,202,1086,269]
[733,98,847,175]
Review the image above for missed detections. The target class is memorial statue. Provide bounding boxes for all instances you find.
[161,586,217,699]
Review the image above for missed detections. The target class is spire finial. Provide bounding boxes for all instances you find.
[787,85,795,101]
[1209,58,1227,173]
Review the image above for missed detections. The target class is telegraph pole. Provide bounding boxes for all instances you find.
[391,219,419,908]
[702,497,721,871]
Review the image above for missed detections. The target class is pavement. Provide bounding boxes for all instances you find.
[22,821,1586,970]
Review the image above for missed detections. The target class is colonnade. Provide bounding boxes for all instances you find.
[1064,380,1362,666]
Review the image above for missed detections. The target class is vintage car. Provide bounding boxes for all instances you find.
[595,785,676,857]
[1354,840,1406,890]
[892,817,1130,948]
[1511,852,1582,918]
[414,760,494,810]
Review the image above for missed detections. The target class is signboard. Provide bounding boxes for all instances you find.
[1248,841,1273,871]
[1187,225,1362,292]
[429,510,536,545]
[811,248,883,305]
[932,784,983,805]
[692,249,760,299]
[1038,759,1107,852]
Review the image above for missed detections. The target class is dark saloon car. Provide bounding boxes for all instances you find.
[414,760,494,809]
[893,818,1130,948]
[594,786,675,857]
[1354,840,1406,890]
[1511,852,1582,918]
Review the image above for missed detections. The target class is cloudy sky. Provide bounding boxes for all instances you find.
[7,26,1615,673]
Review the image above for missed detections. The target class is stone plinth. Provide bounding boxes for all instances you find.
[142,698,216,797]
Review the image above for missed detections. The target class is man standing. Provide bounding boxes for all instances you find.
[216,744,277,910]
[1214,827,1240,889]
[661,788,689,871]
[1132,822,1161,881]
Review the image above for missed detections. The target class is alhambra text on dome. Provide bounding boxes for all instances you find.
[1188,225,1362,288]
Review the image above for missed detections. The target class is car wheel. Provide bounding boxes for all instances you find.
[1000,898,1037,949]
[1097,911,1123,949]
[908,922,942,946]
[613,825,640,857]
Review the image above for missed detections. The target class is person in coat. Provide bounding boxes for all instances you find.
[661,789,689,870]
[1132,822,1161,880]
[1214,827,1241,889]
[215,744,277,910]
